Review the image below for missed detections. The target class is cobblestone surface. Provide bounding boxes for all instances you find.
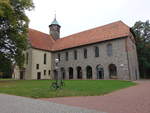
[0,94,105,113]
[41,80,150,113]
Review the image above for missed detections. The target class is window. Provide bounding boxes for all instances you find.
[48,70,51,75]
[58,53,60,61]
[44,70,46,75]
[74,50,77,60]
[44,53,46,64]
[95,46,99,57]
[66,52,68,61]
[84,48,87,59]
[36,64,39,69]
[26,52,28,64]
[107,44,112,56]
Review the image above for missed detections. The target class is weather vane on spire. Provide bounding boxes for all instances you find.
[54,10,56,19]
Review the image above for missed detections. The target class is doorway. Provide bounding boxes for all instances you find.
[77,66,82,79]
[86,66,92,79]
[37,72,41,80]
[109,64,117,79]
[96,64,104,79]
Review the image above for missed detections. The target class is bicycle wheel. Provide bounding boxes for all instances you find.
[51,82,58,90]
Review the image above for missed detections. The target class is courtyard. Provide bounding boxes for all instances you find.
[41,80,150,113]
[0,80,150,113]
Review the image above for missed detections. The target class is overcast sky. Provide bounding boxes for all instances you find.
[26,0,150,37]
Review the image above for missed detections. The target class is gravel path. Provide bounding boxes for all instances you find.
[41,80,150,113]
[0,94,105,113]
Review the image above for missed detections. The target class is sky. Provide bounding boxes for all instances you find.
[26,0,150,37]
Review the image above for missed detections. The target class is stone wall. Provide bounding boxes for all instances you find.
[13,48,52,80]
[51,37,135,80]
[29,48,52,79]
[13,36,139,81]
[125,35,139,80]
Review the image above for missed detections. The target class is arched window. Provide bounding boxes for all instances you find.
[44,53,46,64]
[95,46,99,57]
[84,48,87,59]
[107,44,112,56]
[66,52,68,61]
[74,50,77,60]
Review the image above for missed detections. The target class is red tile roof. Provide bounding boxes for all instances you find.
[28,21,130,51]
[28,29,55,51]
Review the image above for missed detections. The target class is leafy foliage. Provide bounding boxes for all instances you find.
[0,0,34,77]
[132,20,150,78]
[0,54,12,78]
[0,0,34,68]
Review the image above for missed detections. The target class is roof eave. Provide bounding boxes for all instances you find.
[52,35,129,52]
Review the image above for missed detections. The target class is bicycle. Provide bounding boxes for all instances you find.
[50,80,65,90]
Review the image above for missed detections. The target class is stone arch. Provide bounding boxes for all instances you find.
[77,66,82,79]
[109,64,117,79]
[86,65,92,79]
[68,67,73,79]
[96,64,104,79]
[60,67,65,80]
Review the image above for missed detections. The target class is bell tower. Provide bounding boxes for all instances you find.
[49,16,61,40]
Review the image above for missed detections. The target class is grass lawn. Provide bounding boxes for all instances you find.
[0,78,14,80]
[0,80,136,98]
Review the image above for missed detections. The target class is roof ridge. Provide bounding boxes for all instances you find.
[28,28,49,36]
[29,20,130,51]
[59,20,127,40]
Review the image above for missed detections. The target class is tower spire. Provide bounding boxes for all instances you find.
[54,10,56,20]
[50,11,59,25]
[49,12,61,40]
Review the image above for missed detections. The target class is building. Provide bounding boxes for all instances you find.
[13,18,139,80]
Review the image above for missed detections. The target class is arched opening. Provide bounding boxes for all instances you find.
[109,64,117,79]
[96,64,104,79]
[77,66,82,79]
[60,67,65,80]
[86,66,92,79]
[69,67,73,79]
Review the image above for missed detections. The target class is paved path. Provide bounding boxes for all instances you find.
[0,94,104,113]
[41,80,150,113]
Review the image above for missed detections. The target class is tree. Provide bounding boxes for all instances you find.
[0,0,34,73]
[0,54,12,78]
[132,20,150,78]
